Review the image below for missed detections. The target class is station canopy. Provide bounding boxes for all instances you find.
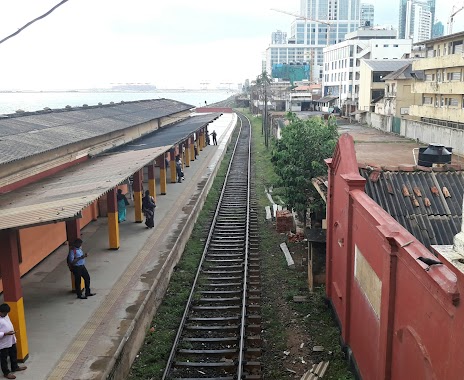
[0,113,221,231]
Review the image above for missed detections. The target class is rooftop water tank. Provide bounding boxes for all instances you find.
[418,143,452,167]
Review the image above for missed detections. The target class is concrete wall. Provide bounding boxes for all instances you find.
[326,134,464,379]
[363,111,464,156]
[359,61,373,111]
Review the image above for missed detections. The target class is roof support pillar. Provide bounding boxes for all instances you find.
[147,162,157,204]
[66,220,84,292]
[199,130,204,151]
[190,136,196,161]
[133,170,143,223]
[0,230,29,361]
[91,201,98,221]
[107,188,120,249]
[160,154,167,195]
[184,140,190,167]
[170,149,177,183]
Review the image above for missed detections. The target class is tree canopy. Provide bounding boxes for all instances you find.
[271,113,338,216]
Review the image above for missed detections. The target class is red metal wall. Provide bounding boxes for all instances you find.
[326,134,462,379]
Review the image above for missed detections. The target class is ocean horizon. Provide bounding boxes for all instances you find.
[0,89,234,115]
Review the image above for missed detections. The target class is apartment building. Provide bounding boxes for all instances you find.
[410,31,464,129]
[323,28,412,111]
[358,59,413,112]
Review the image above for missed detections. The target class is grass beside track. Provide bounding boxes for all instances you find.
[241,108,354,379]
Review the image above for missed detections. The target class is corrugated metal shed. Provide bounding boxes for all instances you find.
[0,146,170,230]
[0,99,194,165]
[112,113,221,152]
[0,112,223,231]
[360,168,464,249]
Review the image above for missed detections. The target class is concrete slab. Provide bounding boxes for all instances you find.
[2,113,237,380]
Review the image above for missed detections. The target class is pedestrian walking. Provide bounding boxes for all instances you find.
[67,239,96,300]
[212,130,217,145]
[142,190,156,228]
[0,304,27,380]
[117,189,129,222]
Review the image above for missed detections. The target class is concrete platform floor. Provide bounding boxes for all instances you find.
[2,113,237,380]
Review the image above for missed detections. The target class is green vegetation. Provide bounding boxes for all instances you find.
[271,113,338,224]
[244,108,354,379]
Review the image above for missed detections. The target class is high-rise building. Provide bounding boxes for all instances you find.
[399,0,435,39]
[360,3,374,27]
[267,0,361,81]
[432,21,444,38]
[404,0,432,43]
[271,30,287,45]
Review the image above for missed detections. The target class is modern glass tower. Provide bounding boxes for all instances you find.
[399,0,435,39]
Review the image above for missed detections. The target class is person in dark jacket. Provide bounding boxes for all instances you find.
[142,190,156,228]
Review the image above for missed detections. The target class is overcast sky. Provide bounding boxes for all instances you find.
[0,0,461,91]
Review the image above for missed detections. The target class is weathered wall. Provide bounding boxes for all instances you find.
[326,134,464,379]
[364,112,464,156]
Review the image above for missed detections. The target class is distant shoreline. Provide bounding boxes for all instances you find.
[0,88,234,94]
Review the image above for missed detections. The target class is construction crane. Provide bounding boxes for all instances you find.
[448,3,464,35]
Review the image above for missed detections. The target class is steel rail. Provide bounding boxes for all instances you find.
[162,113,249,380]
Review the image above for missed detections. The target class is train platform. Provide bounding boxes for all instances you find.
[1,113,237,380]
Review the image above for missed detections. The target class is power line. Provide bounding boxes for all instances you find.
[0,0,69,46]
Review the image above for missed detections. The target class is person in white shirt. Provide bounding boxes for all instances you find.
[0,303,26,379]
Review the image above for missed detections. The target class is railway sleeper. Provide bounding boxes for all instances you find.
[185,325,239,331]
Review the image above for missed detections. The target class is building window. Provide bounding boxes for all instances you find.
[423,96,432,105]
[425,74,433,81]
[393,44,399,47]
[450,98,459,107]
[384,44,389,47]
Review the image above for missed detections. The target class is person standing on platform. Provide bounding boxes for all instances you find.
[176,155,184,182]
[117,189,130,222]
[194,140,198,158]
[212,130,217,145]
[205,129,210,145]
[68,239,96,300]
[142,190,156,228]
[0,303,27,379]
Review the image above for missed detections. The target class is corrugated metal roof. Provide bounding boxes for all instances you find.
[363,59,413,72]
[0,112,224,231]
[360,168,464,249]
[0,99,194,165]
[112,113,221,152]
[0,146,170,230]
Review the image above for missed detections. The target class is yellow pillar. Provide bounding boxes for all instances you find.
[190,141,195,161]
[148,163,157,203]
[0,230,29,360]
[199,131,204,151]
[107,188,120,249]
[185,143,191,167]
[8,299,28,361]
[133,170,143,223]
[160,157,167,195]
[170,150,177,183]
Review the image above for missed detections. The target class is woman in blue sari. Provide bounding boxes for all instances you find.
[117,189,129,222]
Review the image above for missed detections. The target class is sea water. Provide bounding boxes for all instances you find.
[0,90,233,115]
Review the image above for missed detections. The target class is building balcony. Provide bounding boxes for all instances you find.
[414,81,464,95]
[409,104,464,124]
[413,54,464,70]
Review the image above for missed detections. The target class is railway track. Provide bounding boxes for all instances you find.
[162,113,261,380]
